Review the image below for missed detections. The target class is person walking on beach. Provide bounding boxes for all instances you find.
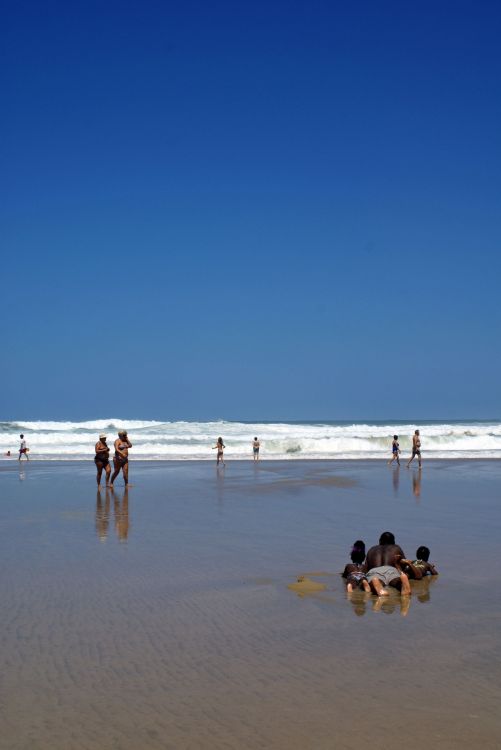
[213,437,225,466]
[407,429,422,468]
[94,433,111,487]
[252,437,260,462]
[388,435,400,466]
[110,430,132,488]
[18,434,29,461]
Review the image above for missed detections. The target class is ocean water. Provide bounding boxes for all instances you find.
[1,418,501,460]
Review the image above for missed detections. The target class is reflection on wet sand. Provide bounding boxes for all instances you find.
[392,465,400,495]
[216,468,225,509]
[288,573,437,617]
[96,488,129,542]
[412,468,422,499]
[287,576,327,597]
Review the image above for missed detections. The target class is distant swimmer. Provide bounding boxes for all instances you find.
[4,450,11,457]
[18,434,29,461]
[110,430,132,488]
[252,437,260,462]
[387,435,400,466]
[94,433,111,487]
[407,429,422,468]
[212,437,225,466]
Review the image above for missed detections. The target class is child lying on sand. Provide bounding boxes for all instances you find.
[342,540,371,593]
[401,545,438,579]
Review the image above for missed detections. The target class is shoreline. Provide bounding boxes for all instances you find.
[3,456,501,463]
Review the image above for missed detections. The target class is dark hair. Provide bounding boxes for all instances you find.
[379,531,395,545]
[350,539,366,564]
[218,437,223,444]
[416,545,430,561]
[393,435,398,440]
[254,437,258,440]
[20,434,24,438]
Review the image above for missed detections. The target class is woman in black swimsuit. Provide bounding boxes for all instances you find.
[110,430,132,488]
[94,433,111,487]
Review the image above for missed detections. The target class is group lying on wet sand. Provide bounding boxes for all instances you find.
[342,532,438,597]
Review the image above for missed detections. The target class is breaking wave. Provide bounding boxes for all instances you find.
[1,419,500,460]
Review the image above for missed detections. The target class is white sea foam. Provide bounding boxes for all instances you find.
[1,419,500,460]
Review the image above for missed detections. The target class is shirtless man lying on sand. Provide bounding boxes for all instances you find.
[365,531,420,597]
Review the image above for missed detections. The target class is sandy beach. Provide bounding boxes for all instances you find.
[1,459,500,749]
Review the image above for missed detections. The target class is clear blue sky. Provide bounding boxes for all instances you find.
[2,1,500,421]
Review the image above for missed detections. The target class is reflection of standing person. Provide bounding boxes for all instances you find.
[387,435,400,466]
[252,437,260,461]
[412,469,422,498]
[94,433,111,487]
[391,465,400,495]
[407,430,422,468]
[110,430,132,488]
[19,434,29,461]
[96,489,110,541]
[212,437,225,466]
[114,487,129,542]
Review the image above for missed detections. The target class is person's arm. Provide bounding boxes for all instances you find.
[124,438,132,448]
[342,564,353,579]
[400,559,423,580]
[426,562,438,575]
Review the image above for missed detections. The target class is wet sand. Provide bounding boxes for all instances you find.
[1,460,500,749]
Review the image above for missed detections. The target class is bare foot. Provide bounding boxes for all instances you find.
[372,579,390,597]
[362,580,371,593]
[346,582,353,593]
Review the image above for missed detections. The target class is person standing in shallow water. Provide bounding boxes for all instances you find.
[19,434,29,461]
[252,437,260,461]
[212,437,225,466]
[110,430,132,488]
[94,433,111,487]
[407,429,422,468]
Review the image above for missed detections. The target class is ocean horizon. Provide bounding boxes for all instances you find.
[2,418,501,460]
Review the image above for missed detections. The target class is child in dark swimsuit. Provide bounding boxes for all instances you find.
[388,435,400,466]
[342,540,370,593]
[401,546,438,578]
